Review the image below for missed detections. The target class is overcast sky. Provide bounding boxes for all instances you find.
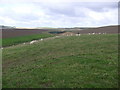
[0,0,119,28]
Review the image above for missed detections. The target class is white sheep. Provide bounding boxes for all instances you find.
[40,38,43,41]
[92,32,95,35]
[98,33,101,34]
[78,34,81,36]
[76,34,78,36]
[76,34,80,36]
[30,40,37,44]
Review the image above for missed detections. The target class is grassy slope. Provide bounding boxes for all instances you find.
[2,33,54,47]
[3,34,118,88]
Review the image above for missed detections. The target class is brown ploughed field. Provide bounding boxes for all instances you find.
[2,25,119,38]
[2,29,48,38]
[74,25,118,34]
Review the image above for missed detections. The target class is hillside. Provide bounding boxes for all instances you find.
[3,34,118,88]
[74,25,118,34]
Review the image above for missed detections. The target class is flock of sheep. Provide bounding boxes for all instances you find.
[23,32,108,45]
[29,38,43,44]
[0,32,107,49]
[63,32,107,37]
[88,32,107,35]
[29,35,62,44]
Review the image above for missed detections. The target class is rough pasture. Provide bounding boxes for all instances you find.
[2,34,118,88]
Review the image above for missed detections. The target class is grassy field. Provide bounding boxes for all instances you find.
[2,33,54,47]
[2,34,118,88]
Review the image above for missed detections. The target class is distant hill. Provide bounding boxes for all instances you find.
[73,25,119,34]
[35,27,56,29]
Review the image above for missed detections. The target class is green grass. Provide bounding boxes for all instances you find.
[2,33,54,47]
[0,38,2,47]
[2,34,118,88]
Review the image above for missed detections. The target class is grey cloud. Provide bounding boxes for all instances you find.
[35,2,118,18]
[1,11,39,22]
[14,14,39,22]
[72,2,118,12]
[0,1,118,28]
